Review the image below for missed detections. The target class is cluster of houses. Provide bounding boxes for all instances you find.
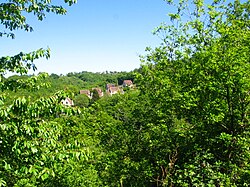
[61,80,133,106]
[80,79,133,98]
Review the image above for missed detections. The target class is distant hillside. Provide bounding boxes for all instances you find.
[1,70,138,104]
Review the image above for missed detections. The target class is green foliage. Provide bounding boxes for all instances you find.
[90,89,100,104]
[0,1,102,186]
[67,71,135,89]
[0,0,76,36]
[74,94,90,108]
[136,0,250,185]
[0,93,80,186]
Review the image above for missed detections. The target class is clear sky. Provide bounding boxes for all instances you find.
[1,0,171,75]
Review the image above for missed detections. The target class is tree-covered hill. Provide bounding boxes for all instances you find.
[1,70,136,103]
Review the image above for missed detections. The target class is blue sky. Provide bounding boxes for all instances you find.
[1,0,170,75]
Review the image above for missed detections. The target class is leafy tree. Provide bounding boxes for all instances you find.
[0,1,101,186]
[74,94,90,108]
[136,0,250,185]
[50,73,60,79]
[90,89,100,104]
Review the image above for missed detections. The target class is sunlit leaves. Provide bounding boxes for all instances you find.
[0,48,50,76]
[137,0,250,185]
[0,91,85,185]
[0,1,95,185]
[0,0,77,38]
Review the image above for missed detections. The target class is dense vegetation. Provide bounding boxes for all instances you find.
[1,0,249,186]
[3,71,135,102]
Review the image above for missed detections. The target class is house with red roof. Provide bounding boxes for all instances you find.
[106,83,116,90]
[107,86,119,95]
[80,90,92,99]
[123,80,133,87]
[92,88,104,97]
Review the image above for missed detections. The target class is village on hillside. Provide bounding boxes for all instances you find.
[61,79,134,106]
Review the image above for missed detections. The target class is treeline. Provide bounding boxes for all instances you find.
[66,70,136,87]
[2,70,136,104]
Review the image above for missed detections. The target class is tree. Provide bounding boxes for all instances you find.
[50,73,60,79]
[74,94,90,108]
[0,1,101,186]
[136,0,250,185]
[91,89,100,104]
